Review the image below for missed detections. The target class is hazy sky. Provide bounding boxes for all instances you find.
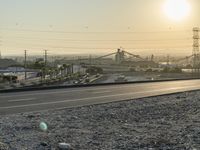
[0,0,200,56]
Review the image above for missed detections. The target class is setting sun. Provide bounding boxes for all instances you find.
[163,0,191,21]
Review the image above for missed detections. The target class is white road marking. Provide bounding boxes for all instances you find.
[8,98,36,102]
[92,90,111,94]
[0,85,199,110]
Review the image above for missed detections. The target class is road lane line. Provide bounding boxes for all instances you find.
[1,85,199,110]
[92,90,111,94]
[8,98,36,102]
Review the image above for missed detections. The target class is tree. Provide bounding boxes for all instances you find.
[62,64,67,76]
[59,66,65,77]
[146,68,153,72]
[33,60,45,69]
[185,64,192,69]
[129,67,136,72]
[162,67,182,73]
[62,64,71,76]
[162,67,170,73]
[86,66,103,75]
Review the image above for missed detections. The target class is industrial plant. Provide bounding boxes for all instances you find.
[0,27,200,89]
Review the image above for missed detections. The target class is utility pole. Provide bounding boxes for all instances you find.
[167,55,170,66]
[24,50,27,80]
[89,55,92,65]
[44,50,48,79]
[44,50,48,67]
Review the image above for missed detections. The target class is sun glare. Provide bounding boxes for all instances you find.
[163,0,191,21]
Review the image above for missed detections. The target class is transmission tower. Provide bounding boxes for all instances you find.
[193,27,200,73]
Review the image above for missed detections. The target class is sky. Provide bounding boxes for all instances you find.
[0,0,200,56]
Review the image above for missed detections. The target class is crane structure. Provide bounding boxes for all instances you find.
[60,49,147,66]
[95,52,117,60]
[95,48,146,64]
[173,54,194,67]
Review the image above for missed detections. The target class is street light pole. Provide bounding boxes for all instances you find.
[24,50,27,80]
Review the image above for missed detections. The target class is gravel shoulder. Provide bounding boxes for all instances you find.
[1,90,200,150]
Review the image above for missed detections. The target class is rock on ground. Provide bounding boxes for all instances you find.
[0,142,9,150]
[1,91,200,149]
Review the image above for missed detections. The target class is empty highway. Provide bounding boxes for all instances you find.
[1,79,200,115]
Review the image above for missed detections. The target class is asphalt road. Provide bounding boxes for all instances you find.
[1,79,200,115]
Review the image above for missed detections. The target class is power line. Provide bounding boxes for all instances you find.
[0,27,192,34]
[3,41,192,47]
[1,43,192,50]
[2,36,192,42]
[38,46,193,50]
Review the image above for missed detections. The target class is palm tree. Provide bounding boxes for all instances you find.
[59,66,64,78]
[49,68,54,80]
[62,64,68,76]
[55,68,59,78]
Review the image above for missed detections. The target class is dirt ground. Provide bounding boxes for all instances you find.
[1,90,200,150]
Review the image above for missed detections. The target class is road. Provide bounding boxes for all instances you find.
[1,79,200,115]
